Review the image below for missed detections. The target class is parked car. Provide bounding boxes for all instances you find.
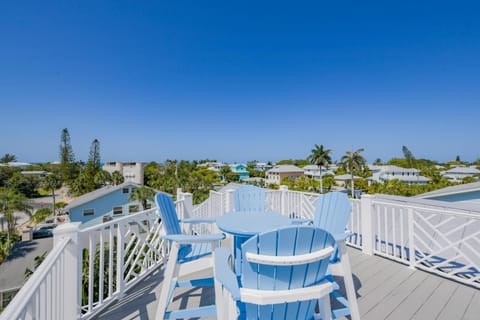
[32,223,57,239]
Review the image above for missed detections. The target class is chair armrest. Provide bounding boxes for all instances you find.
[163,233,225,244]
[180,218,217,224]
[333,231,351,243]
[214,248,240,300]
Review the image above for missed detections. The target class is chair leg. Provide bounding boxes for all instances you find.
[337,243,360,320]
[155,243,180,320]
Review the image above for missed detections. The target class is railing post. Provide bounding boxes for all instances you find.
[225,189,235,213]
[116,223,125,297]
[182,192,193,219]
[279,185,288,215]
[407,208,416,269]
[53,222,82,320]
[360,194,375,255]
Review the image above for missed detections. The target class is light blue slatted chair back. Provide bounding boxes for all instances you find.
[313,192,352,236]
[241,226,335,319]
[233,185,266,212]
[155,193,182,235]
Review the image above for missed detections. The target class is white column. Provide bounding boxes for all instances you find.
[53,222,82,320]
[407,208,416,269]
[182,192,193,219]
[279,185,288,215]
[360,194,375,255]
[225,189,235,213]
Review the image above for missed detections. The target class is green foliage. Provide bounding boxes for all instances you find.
[111,171,124,186]
[0,166,18,187]
[129,186,155,210]
[59,128,78,184]
[146,160,220,204]
[308,144,332,193]
[0,189,33,237]
[24,251,47,281]
[94,170,112,187]
[0,231,19,264]
[31,207,52,224]
[1,154,16,163]
[277,159,310,167]
[7,173,40,198]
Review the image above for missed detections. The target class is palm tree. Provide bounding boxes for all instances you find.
[111,171,124,186]
[307,144,332,193]
[24,251,47,280]
[129,186,156,210]
[340,148,366,198]
[40,174,62,222]
[0,189,32,239]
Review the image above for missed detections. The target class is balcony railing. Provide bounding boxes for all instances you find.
[2,186,479,319]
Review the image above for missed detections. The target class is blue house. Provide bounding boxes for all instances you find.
[229,164,250,180]
[63,182,151,225]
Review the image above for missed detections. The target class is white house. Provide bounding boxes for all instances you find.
[253,162,274,171]
[440,166,480,182]
[303,165,335,179]
[368,165,430,185]
[103,162,145,185]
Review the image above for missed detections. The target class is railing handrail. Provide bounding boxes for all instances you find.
[0,238,70,320]
[80,207,158,232]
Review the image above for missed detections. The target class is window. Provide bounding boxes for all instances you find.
[144,203,152,209]
[83,209,94,216]
[122,188,129,194]
[129,205,139,213]
[113,206,123,215]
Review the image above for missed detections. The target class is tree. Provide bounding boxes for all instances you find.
[111,171,124,186]
[40,174,62,221]
[373,158,382,165]
[7,173,40,198]
[0,189,32,239]
[87,139,101,172]
[129,186,156,210]
[402,145,416,168]
[59,128,76,183]
[94,170,112,187]
[31,207,52,225]
[340,148,366,198]
[0,154,16,163]
[307,144,332,193]
[24,251,47,280]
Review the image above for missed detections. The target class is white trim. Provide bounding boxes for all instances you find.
[239,280,332,305]
[245,247,334,266]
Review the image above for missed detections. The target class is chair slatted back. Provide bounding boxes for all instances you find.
[155,193,182,235]
[233,185,266,212]
[313,192,352,235]
[241,226,335,319]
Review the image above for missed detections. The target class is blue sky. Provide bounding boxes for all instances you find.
[1,1,479,164]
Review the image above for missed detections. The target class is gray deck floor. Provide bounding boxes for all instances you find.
[94,247,480,320]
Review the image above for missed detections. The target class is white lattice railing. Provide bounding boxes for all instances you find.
[4,186,480,319]
[0,237,72,320]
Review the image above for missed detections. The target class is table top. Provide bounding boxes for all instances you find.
[216,211,293,237]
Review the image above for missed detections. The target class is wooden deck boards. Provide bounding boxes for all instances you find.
[93,247,479,320]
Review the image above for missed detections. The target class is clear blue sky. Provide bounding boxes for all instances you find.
[1,1,479,164]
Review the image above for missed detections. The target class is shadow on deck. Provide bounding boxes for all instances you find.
[93,247,480,320]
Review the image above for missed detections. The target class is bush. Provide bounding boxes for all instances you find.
[32,207,53,224]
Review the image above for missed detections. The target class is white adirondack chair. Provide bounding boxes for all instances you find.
[154,193,225,319]
[314,192,360,320]
[214,226,335,320]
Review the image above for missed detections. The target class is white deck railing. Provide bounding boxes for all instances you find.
[3,186,479,319]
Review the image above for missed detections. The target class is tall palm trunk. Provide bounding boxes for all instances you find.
[319,165,323,193]
[350,171,355,198]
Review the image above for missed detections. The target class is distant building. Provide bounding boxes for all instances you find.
[253,162,274,172]
[303,165,334,179]
[367,165,430,185]
[266,165,304,185]
[0,162,31,169]
[229,164,250,180]
[20,171,49,178]
[103,162,145,185]
[416,182,480,207]
[440,166,480,182]
[63,182,150,224]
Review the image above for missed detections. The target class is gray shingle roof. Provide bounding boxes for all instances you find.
[267,165,304,173]
[416,182,480,198]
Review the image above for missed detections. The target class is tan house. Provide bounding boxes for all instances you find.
[266,165,304,185]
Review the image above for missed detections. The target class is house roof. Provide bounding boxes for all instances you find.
[381,175,430,182]
[267,165,304,173]
[335,174,362,181]
[416,182,480,199]
[441,166,480,175]
[64,182,141,211]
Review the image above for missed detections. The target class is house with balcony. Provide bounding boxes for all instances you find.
[368,165,430,185]
[303,164,335,179]
[102,162,145,185]
[253,162,273,171]
[266,164,304,185]
[228,163,250,180]
[63,182,150,224]
[440,166,480,182]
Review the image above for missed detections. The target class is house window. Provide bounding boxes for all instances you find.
[83,209,95,216]
[129,205,139,213]
[113,207,123,215]
[122,188,129,194]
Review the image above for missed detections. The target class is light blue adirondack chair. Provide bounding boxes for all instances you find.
[154,193,225,319]
[313,192,360,320]
[214,226,336,320]
[233,185,266,212]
